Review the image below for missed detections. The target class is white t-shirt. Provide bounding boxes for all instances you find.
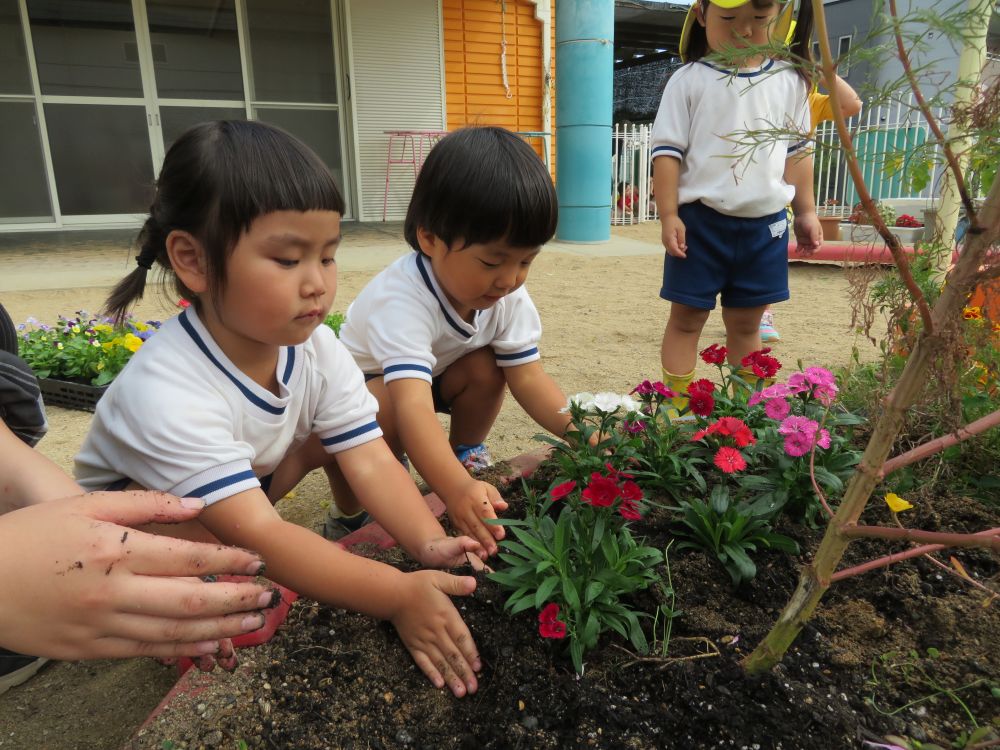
[338,252,542,384]
[651,59,810,217]
[75,308,381,505]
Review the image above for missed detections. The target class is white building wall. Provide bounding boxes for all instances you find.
[347,0,445,221]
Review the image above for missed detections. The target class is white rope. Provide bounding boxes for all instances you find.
[500,0,513,99]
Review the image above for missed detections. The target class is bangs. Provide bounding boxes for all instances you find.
[209,121,345,238]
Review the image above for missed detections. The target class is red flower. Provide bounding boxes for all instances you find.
[630,380,654,396]
[618,497,642,520]
[581,475,620,507]
[700,344,728,365]
[539,603,560,624]
[549,480,577,501]
[604,463,634,481]
[751,355,781,379]
[539,619,567,639]
[687,390,715,417]
[538,603,567,639]
[690,428,708,442]
[688,378,715,395]
[713,446,747,473]
[619,480,643,502]
[732,426,756,448]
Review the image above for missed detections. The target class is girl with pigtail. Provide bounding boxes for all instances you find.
[77,120,487,698]
[652,0,822,413]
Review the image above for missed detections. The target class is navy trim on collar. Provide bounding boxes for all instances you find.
[414,253,472,339]
[699,58,775,78]
[179,312,285,416]
[281,346,295,385]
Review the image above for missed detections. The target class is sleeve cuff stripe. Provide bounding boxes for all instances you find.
[321,420,381,446]
[652,145,684,158]
[787,140,808,153]
[384,363,433,376]
[188,470,259,499]
[495,347,539,361]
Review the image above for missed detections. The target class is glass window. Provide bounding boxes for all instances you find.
[837,35,851,76]
[160,106,246,151]
[44,103,154,215]
[255,106,343,190]
[0,0,31,95]
[245,0,337,104]
[146,0,243,100]
[0,102,53,221]
[27,0,143,97]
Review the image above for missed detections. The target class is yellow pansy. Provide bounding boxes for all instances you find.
[122,333,144,352]
[94,324,113,333]
[962,306,983,320]
[884,492,913,513]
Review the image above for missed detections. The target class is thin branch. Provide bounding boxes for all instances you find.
[887,0,979,223]
[832,526,1000,580]
[920,551,999,603]
[814,4,934,332]
[839,523,1000,550]
[881,409,1000,476]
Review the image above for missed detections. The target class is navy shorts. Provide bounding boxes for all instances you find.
[365,373,451,414]
[660,201,791,310]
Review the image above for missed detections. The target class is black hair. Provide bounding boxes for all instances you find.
[104,120,345,323]
[403,126,558,253]
[684,0,814,85]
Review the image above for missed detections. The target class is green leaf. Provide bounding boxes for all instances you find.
[582,612,601,649]
[533,576,560,609]
[570,639,585,675]
[591,514,606,552]
[722,543,757,584]
[509,595,538,615]
[561,577,582,611]
[584,580,605,605]
[623,611,649,655]
[709,484,729,515]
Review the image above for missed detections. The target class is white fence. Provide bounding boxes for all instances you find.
[612,94,955,226]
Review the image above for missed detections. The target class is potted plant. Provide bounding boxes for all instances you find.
[843,200,897,243]
[892,212,925,245]
[16,312,160,411]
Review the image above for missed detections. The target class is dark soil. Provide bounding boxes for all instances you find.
[130,467,1000,750]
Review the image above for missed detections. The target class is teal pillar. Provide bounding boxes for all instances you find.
[555,0,613,243]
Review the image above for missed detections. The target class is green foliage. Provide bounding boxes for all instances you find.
[865,648,998,747]
[673,486,799,586]
[17,312,160,386]
[323,311,346,336]
[488,477,666,675]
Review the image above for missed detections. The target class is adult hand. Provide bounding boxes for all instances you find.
[389,570,480,697]
[0,491,277,662]
[443,479,508,556]
[661,214,688,258]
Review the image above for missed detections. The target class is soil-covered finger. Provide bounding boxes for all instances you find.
[113,577,275,619]
[123,533,265,578]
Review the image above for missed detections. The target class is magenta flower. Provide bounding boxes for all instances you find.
[778,415,819,438]
[783,433,813,457]
[630,380,655,396]
[652,381,676,399]
[816,428,831,449]
[622,419,647,434]
[764,397,791,420]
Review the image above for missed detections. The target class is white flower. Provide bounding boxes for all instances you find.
[566,392,597,412]
[619,394,640,413]
[592,391,624,413]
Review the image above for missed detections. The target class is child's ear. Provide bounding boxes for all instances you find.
[695,3,706,27]
[166,230,209,294]
[415,226,447,258]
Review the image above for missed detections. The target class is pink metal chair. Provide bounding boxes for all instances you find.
[382,130,448,221]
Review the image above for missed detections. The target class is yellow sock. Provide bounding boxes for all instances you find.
[737,368,775,392]
[662,367,695,419]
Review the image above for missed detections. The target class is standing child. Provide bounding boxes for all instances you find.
[74,121,486,698]
[337,126,577,556]
[653,0,822,405]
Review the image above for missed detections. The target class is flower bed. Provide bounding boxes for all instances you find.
[16,312,160,410]
[127,349,999,750]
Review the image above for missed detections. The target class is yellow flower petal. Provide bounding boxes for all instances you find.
[885,492,913,513]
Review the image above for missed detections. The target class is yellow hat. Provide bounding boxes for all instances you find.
[678,0,796,63]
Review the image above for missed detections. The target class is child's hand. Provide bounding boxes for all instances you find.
[416,534,488,568]
[444,480,508,556]
[390,570,480,697]
[661,214,687,258]
[793,211,823,256]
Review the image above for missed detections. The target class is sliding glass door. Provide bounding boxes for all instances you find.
[0,0,351,228]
